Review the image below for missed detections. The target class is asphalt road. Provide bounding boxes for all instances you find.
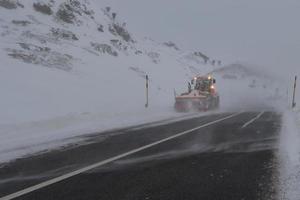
[0,111,281,200]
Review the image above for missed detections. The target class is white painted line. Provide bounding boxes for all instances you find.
[0,112,242,200]
[241,111,265,129]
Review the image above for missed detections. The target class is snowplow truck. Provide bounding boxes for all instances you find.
[175,75,220,112]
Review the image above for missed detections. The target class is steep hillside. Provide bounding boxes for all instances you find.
[0,0,221,162]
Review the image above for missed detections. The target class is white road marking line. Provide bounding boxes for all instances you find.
[241,111,265,129]
[0,112,242,200]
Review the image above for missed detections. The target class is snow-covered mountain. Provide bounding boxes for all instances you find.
[0,0,223,162]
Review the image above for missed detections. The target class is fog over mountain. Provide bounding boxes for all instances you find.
[109,0,300,79]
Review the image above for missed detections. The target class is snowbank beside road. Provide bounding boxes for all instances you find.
[0,106,212,164]
[279,110,300,200]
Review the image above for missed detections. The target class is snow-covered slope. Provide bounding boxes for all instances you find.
[279,110,300,200]
[0,0,222,162]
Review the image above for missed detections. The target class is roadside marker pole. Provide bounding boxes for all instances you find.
[292,76,297,108]
[145,75,149,108]
[287,88,289,108]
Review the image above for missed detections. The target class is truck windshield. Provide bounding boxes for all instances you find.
[195,80,210,91]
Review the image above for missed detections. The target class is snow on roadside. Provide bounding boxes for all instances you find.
[278,110,300,200]
[0,105,215,164]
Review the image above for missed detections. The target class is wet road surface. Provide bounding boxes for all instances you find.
[0,111,281,200]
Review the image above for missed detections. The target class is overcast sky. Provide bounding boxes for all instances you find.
[108,0,300,79]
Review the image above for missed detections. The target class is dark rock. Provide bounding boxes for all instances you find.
[0,0,22,9]
[109,23,132,42]
[12,20,31,26]
[147,52,160,64]
[211,60,216,66]
[51,28,79,41]
[8,52,36,64]
[18,43,51,52]
[16,1,23,8]
[97,25,104,32]
[110,39,127,52]
[22,30,54,44]
[56,4,76,24]
[164,41,180,51]
[7,44,73,71]
[33,3,53,15]
[91,42,118,57]
[112,12,116,20]
[56,0,94,24]
[194,52,210,63]
[135,50,143,55]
